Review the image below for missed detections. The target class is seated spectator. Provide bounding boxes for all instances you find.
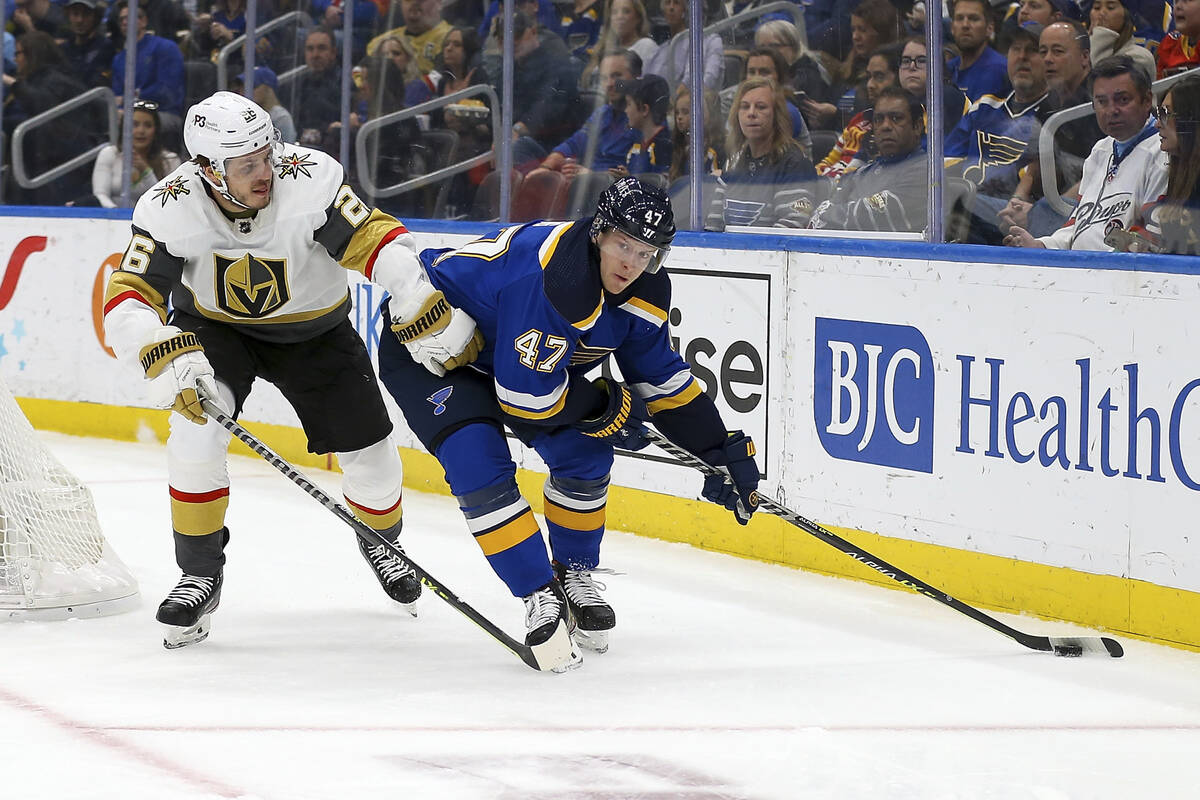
[116,0,191,47]
[948,0,1012,101]
[809,85,928,232]
[559,0,603,59]
[1089,0,1155,83]
[1156,0,1200,78]
[753,19,835,131]
[62,0,115,89]
[375,33,438,108]
[611,74,672,177]
[1141,76,1200,254]
[998,19,1101,236]
[537,48,639,177]
[310,0,379,59]
[110,0,185,118]
[816,43,901,178]
[1018,0,1066,27]
[289,27,342,150]
[8,0,67,39]
[502,10,581,154]
[579,0,656,89]
[478,0,561,42]
[429,26,492,149]
[78,99,181,207]
[187,0,247,63]
[2,31,97,204]
[480,0,576,101]
[805,0,854,61]
[644,0,723,92]
[946,22,1050,243]
[897,35,970,138]
[1004,55,1166,249]
[368,0,453,72]
[667,83,725,184]
[706,77,819,230]
[809,0,900,131]
[721,45,814,155]
[232,66,297,144]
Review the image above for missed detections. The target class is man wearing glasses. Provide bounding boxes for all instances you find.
[373,177,761,672]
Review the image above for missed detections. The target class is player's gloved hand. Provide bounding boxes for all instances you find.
[138,326,218,425]
[574,378,650,451]
[700,431,760,525]
[390,288,484,376]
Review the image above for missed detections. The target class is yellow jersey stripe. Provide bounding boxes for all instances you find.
[646,379,702,414]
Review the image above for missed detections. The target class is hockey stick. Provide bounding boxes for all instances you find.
[197,397,554,672]
[641,427,1124,659]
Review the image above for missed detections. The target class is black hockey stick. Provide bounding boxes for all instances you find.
[641,427,1124,659]
[197,397,553,671]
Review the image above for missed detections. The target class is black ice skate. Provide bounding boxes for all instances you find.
[554,562,615,654]
[357,525,422,616]
[157,571,223,649]
[522,579,582,673]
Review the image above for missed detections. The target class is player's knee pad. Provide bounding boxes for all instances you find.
[435,422,516,497]
[339,436,405,530]
[532,428,614,482]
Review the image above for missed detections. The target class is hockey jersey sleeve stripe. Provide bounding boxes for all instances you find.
[498,389,569,420]
[339,209,409,276]
[631,369,693,400]
[103,273,168,322]
[537,221,575,268]
[620,296,667,325]
[645,378,703,414]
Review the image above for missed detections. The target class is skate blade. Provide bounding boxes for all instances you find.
[400,601,418,618]
[530,619,584,673]
[573,627,610,654]
[162,613,212,650]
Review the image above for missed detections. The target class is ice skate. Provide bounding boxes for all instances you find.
[555,562,615,654]
[522,580,583,673]
[157,572,223,649]
[358,526,422,616]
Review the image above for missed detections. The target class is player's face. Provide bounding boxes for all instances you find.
[597,229,659,293]
[222,146,275,210]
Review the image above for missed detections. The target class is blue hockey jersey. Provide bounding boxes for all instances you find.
[419,219,725,452]
[944,91,1048,196]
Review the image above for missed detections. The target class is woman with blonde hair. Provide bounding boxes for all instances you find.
[705,77,819,230]
[668,83,725,184]
[753,18,833,120]
[580,0,657,89]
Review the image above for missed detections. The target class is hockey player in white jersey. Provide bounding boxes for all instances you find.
[103,92,483,648]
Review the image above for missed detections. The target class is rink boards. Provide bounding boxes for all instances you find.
[2,210,1198,649]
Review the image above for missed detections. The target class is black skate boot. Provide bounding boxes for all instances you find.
[522,579,582,672]
[554,562,615,654]
[357,524,422,615]
[157,571,223,649]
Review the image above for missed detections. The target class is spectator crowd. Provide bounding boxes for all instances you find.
[2,0,1198,253]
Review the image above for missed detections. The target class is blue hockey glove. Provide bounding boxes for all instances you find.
[700,431,760,525]
[574,378,651,451]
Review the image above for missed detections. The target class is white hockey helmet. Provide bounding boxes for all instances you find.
[184,91,280,207]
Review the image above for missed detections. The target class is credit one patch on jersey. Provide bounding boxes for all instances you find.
[214,253,290,317]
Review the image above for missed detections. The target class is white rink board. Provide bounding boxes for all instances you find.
[1,214,1198,594]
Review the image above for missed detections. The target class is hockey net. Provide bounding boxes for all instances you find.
[0,375,139,619]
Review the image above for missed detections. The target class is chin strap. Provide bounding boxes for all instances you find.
[199,165,254,211]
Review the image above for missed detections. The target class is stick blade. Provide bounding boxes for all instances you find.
[1048,636,1124,658]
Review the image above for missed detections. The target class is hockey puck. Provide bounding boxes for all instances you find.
[1055,645,1083,657]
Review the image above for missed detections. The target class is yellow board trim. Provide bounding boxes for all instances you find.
[18,396,1200,652]
[474,510,541,557]
[544,499,606,532]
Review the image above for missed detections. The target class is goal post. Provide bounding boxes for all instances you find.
[0,375,139,620]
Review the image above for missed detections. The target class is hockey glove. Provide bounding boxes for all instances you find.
[574,378,651,451]
[390,288,484,376]
[138,326,218,425]
[700,431,760,525]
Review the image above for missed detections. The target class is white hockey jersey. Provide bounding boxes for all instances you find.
[1038,125,1168,251]
[104,146,421,363]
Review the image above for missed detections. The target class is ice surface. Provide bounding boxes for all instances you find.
[2,433,1199,799]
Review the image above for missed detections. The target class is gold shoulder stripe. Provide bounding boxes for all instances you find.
[572,298,603,331]
[103,272,168,323]
[538,222,574,269]
[340,209,404,275]
[623,296,667,323]
[646,379,702,414]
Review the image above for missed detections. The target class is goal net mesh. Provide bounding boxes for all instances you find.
[0,376,138,617]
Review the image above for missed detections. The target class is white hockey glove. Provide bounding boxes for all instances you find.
[138,326,219,425]
[389,288,484,376]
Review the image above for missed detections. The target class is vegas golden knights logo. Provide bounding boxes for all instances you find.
[214,253,289,318]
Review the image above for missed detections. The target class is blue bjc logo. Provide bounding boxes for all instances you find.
[814,318,935,473]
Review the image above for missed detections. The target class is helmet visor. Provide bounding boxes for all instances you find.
[597,229,670,274]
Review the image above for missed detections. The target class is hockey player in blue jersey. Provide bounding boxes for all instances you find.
[378,177,761,671]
